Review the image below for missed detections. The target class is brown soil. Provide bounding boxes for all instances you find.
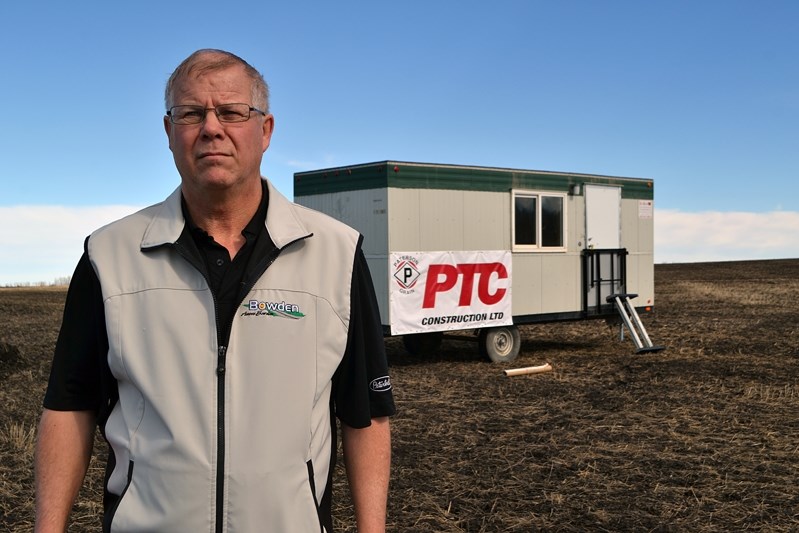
[2,259,798,532]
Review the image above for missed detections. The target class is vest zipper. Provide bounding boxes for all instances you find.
[214,344,227,533]
[175,233,311,533]
[173,241,229,533]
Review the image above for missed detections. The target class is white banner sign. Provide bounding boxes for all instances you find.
[389,251,513,335]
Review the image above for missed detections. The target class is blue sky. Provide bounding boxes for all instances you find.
[1,1,797,284]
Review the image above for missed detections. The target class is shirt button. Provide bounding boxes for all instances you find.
[216,258,225,267]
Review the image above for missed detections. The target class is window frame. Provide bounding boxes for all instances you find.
[511,189,568,252]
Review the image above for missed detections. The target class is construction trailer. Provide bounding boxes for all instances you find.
[294,161,662,362]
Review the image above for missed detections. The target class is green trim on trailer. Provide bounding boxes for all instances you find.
[294,161,654,199]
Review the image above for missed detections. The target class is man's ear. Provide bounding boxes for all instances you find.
[164,115,174,151]
[262,114,275,153]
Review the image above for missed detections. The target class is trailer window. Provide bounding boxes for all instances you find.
[512,191,566,251]
[514,195,537,245]
[541,196,564,247]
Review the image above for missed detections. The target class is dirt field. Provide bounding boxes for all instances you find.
[2,259,798,532]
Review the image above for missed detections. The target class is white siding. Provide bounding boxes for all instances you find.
[296,189,388,256]
[387,188,508,251]
[386,189,420,251]
[510,253,582,316]
[621,198,655,306]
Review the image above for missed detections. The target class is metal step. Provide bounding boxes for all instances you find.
[606,293,666,353]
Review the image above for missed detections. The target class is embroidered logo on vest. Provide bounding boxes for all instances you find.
[241,300,306,319]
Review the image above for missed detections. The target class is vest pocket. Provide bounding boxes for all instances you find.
[103,460,134,533]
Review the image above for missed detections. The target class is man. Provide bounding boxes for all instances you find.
[34,49,395,533]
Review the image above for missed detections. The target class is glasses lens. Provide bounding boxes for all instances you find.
[168,104,254,124]
[216,104,250,123]
[169,106,205,124]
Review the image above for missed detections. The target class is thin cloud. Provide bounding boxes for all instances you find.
[283,159,323,169]
[656,209,799,263]
[282,153,340,171]
[1,205,142,284]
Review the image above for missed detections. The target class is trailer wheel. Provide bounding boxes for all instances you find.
[402,332,443,356]
[480,326,521,363]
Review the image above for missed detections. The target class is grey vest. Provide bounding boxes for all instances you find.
[88,179,359,532]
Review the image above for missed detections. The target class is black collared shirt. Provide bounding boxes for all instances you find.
[181,183,270,333]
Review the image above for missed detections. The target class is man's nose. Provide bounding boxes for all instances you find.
[200,109,225,136]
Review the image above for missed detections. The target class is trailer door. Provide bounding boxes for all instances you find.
[585,185,621,249]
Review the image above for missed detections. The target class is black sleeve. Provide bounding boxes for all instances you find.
[43,245,108,415]
[333,245,396,428]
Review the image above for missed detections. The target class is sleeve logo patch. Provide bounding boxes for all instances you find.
[241,300,305,319]
[369,376,392,392]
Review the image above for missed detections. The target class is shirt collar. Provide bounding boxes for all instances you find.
[141,178,309,251]
[180,181,269,245]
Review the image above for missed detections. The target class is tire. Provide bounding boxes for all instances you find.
[402,332,444,356]
[480,326,521,363]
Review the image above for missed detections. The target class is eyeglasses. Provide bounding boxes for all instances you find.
[167,103,266,125]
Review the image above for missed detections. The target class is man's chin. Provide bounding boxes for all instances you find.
[182,172,255,194]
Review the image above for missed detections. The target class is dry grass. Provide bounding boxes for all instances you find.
[1,422,36,454]
[2,259,798,532]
